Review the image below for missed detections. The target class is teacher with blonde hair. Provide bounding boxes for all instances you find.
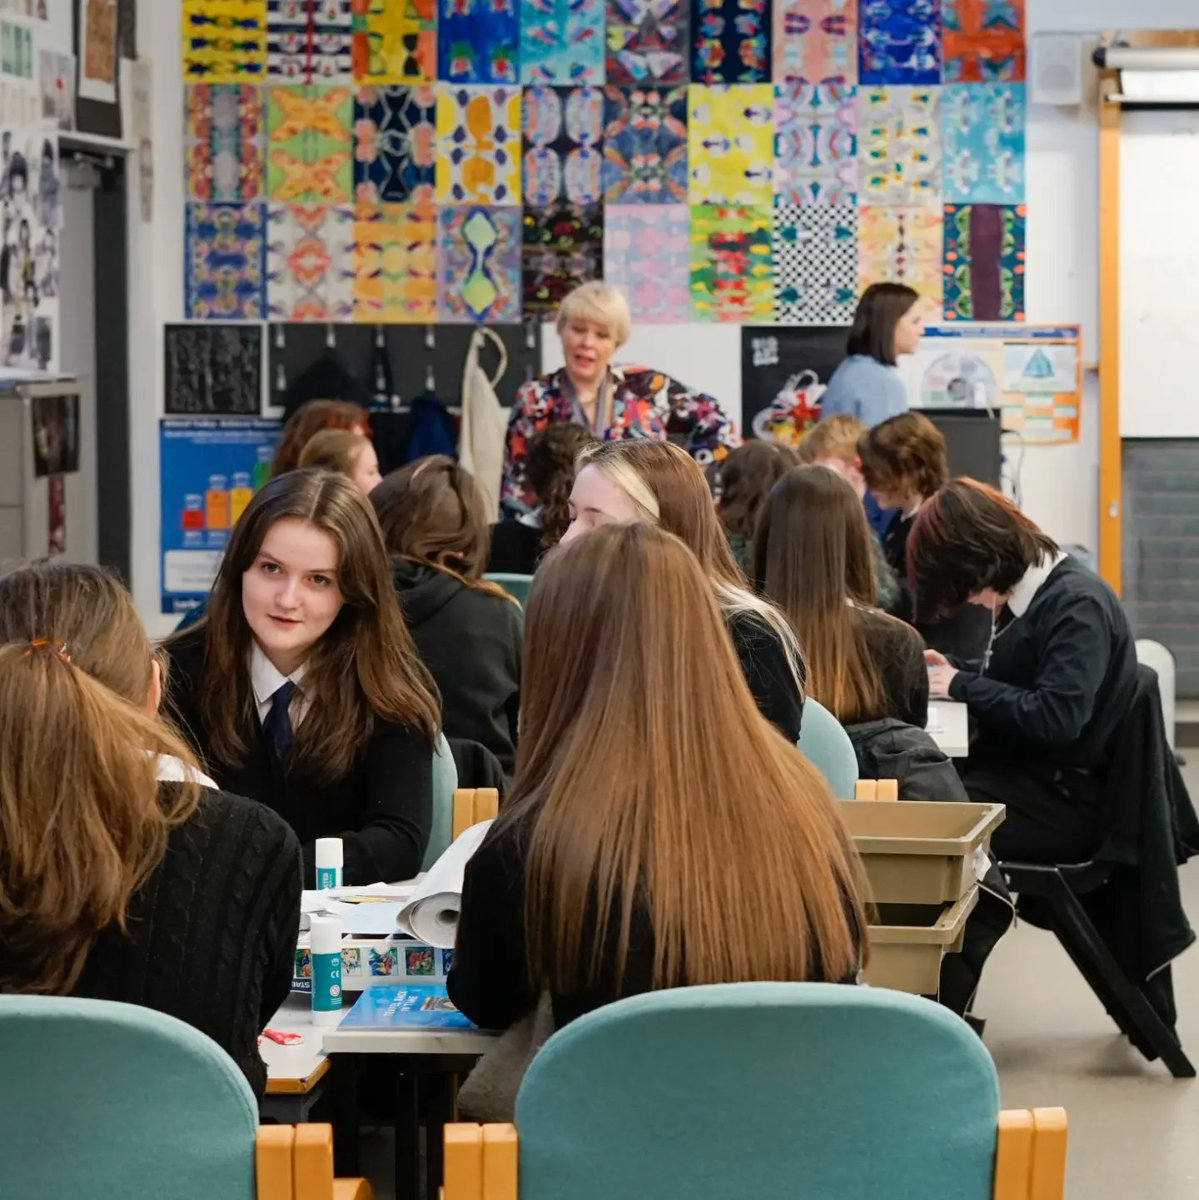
[501,281,739,512]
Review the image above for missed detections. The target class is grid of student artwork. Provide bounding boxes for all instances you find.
[181,0,1026,326]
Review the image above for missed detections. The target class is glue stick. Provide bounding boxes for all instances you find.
[315,838,343,890]
[310,914,343,1025]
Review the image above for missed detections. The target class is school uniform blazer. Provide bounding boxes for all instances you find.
[165,628,434,887]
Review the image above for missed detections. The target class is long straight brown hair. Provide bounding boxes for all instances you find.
[168,469,440,782]
[753,466,889,724]
[0,562,202,994]
[507,523,866,994]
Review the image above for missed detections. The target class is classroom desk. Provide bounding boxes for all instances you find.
[927,700,969,759]
[260,992,334,1123]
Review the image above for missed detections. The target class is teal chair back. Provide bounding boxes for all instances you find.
[798,696,859,798]
[0,994,258,1199]
[515,983,1000,1200]
[423,731,460,870]
[484,571,533,606]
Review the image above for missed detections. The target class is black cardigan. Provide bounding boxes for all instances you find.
[393,560,522,777]
[948,557,1138,771]
[487,519,543,577]
[70,787,301,1097]
[165,628,434,886]
[447,814,858,1032]
[726,608,805,742]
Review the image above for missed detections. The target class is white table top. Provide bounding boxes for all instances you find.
[262,993,331,1091]
[926,700,969,759]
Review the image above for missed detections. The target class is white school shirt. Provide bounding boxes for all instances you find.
[249,642,310,727]
[1006,551,1068,618]
[153,752,219,790]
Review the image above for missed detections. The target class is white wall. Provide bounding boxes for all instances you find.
[127,1,1199,627]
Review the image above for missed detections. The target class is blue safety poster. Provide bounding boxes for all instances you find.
[160,418,280,614]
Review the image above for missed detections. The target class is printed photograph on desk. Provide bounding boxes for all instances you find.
[520,0,605,85]
[165,324,263,415]
[772,0,857,85]
[183,0,268,83]
[185,84,266,203]
[605,0,689,85]
[522,84,605,208]
[267,0,353,81]
[602,84,688,204]
[351,0,436,82]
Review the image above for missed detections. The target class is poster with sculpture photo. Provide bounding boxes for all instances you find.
[1,130,60,370]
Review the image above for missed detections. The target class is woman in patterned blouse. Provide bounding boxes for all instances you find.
[501,281,739,512]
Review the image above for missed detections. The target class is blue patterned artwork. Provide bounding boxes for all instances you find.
[523,86,605,206]
[352,84,437,202]
[438,206,523,322]
[942,82,1024,203]
[438,0,520,83]
[859,0,941,85]
[520,0,606,84]
[185,202,267,319]
[602,85,688,203]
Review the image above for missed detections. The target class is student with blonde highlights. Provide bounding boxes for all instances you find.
[449,524,865,1044]
[166,469,441,885]
[299,428,383,494]
[0,562,300,1097]
[562,437,807,741]
[501,281,738,511]
[753,465,927,727]
[371,456,522,776]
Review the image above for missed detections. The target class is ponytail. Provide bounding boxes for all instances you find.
[0,641,201,995]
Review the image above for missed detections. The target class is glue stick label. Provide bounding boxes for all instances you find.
[313,951,341,1012]
[316,866,341,889]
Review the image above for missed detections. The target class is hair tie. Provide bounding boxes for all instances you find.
[24,637,71,663]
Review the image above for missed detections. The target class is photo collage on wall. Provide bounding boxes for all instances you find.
[180,0,1027,329]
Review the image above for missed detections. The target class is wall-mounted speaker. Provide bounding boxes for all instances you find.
[1031,32,1086,106]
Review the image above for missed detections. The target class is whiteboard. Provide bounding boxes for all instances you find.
[540,322,744,429]
[1119,107,1199,438]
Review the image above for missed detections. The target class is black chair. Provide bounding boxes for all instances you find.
[998,664,1199,1079]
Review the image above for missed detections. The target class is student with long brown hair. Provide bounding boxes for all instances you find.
[166,469,440,885]
[371,456,522,776]
[561,438,806,741]
[448,524,865,1041]
[754,465,927,728]
[716,439,796,573]
[0,562,300,1096]
[271,398,371,477]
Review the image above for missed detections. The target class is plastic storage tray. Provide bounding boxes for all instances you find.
[863,891,980,995]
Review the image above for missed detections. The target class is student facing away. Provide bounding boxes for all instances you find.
[448,524,865,1045]
[0,562,301,1097]
[166,469,441,887]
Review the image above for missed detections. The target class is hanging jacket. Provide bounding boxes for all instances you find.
[846,719,967,802]
[459,328,511,522]
[404,389,458,463]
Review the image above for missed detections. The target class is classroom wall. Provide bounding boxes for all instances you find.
[126,0,1199,632]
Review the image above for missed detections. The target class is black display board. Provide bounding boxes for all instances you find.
[164,324,262,415]
[739,326,849,441]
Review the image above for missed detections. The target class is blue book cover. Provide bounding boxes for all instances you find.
[339,983,475,1030]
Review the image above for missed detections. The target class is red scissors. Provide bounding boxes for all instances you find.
[261,1027,304,1046]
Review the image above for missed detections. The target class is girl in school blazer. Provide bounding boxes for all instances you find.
[166,469,441,887]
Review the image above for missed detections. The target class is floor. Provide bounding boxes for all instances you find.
[361,762,1199,1199]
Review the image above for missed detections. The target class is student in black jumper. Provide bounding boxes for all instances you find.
[166,469,441,887]
[561,438,807,742]
[488,422,597,577]
[753,465,927,728]
[449,524,865,1048]
[911,479,1139,862]
[0,562,300,1097]
[371,456,522,777]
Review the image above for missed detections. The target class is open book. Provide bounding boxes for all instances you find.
[395,820,493,949]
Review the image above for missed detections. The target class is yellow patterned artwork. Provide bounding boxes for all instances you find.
[353,201,438,322]
[352,0,436,83]
[182,0,268,84]
[435,86,522,205]
[857,205,943,312]
[687,84,774,206]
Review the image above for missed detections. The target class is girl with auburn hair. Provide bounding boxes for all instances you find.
[488,421,598,575]
[753,466,927,728]
[166,469,440,886]
[716,439,797,573]
[562,438,807,741]
[0,562,300,1097]
[910,479,1139,863]
[270,398,371,478]
[371,456,522,776]
[298,428,382,494]
[449,523,865,1042]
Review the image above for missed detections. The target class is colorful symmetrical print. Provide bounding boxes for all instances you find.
[773,0,856,84]
[858,0,940,85]
[690,203,772,321]
[523,203,604,313]
[688,83,774,204]
[857,85,939,205]
[941,82,1024,203]
[436,86,523,203]
[602,85,688,203]
[943,201,1024,320]
[605,0,689,85]
[773,81,856,204]
[266,84,354,201]
[523,85,605,207]
[438,0,520,83]
[520,0,606,84]
[691,0,771,84]
[267,0,353,81]
[603,204,691,321]
[858,203,942,311]
[942,0,1024,82]
[350,0,436,82]
[185,201,267,318]
[352,84,437,202]
[266,201,355,319]
[183,0,268,83]
[772,202,857,323]
[185,84,266,202]
[352,200,438,320]
[438,205,524,322]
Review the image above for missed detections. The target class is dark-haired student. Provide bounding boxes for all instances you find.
[820,283,924,427]
[0,561,300,1097]
[371,456,522,777]
[911,479,1138,863]
[753,465,927,728]
[488,422,597,577]
[166,469,442,886]
[717,440,797,575]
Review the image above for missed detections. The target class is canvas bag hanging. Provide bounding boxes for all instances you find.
[459,327,510,522]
